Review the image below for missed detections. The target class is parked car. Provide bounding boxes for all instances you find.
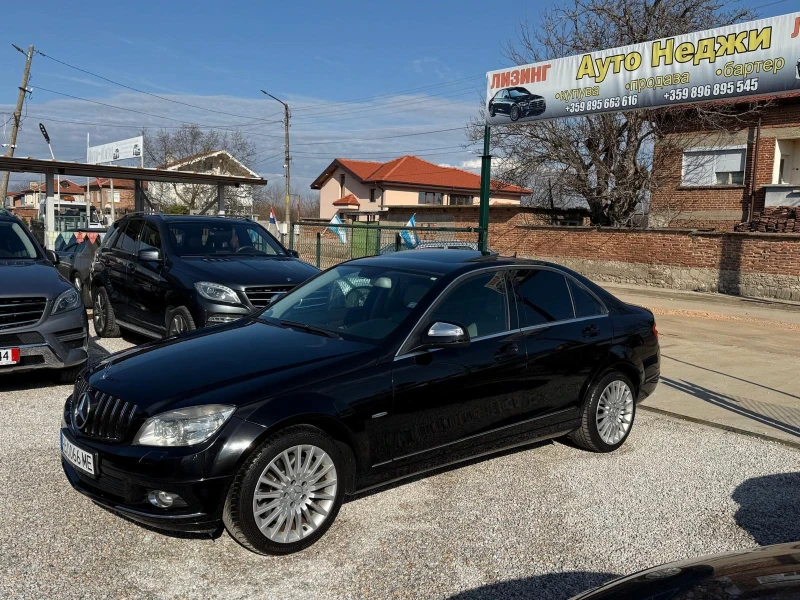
[0,209,88,382]
[90,213,319,339]
[570,541,800,599]
[488,86,547,121]
[55,230,104,306]
[61,250,659,554]
[379,239,480,254]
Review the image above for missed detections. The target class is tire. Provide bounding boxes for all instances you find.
[489,105,496,118]
[510,105,520,121]
[55,361,86,384]
[569,371,636,452]
[92,286,120,338]
[223,425,345,555]
[166,306,196,337]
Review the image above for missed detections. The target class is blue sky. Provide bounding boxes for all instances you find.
[0,0,792,191]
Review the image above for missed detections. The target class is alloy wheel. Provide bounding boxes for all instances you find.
[595,380,634,445]
[170,314,187,335]
[73,276,82,292]
[251,444,338,544]
[94,293,106,332]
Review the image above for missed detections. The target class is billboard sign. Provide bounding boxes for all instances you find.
[87,136,143,164]
[485,13,800,126]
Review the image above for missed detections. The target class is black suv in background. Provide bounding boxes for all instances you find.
[0,210,88,382]
[91,214,319,339]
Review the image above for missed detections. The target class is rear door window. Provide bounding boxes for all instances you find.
[514,269,575,327]
[568,280,605,318]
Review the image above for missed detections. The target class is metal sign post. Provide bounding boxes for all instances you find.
[478,126,491,253]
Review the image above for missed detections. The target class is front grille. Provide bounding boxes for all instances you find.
[72,378,138,442]
[0,297,47,331]
[0,331,44,346]
[244,285,294,308]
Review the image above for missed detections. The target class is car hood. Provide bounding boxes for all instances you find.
[571,541,800,599]
[173,256,319,288]
[85,319,375,416]
[0,260,70,299]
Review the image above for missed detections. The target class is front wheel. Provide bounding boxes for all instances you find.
[223,426,345,555]
[166,306,196,337]
[510,105,521,121]
[569,371,636,452]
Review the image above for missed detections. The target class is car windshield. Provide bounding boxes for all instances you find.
[167,221,286,257]
[0,221,39,259]
[508,88,529,98]
[260,264,439,343]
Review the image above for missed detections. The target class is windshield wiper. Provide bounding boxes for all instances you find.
[280,320,341,339]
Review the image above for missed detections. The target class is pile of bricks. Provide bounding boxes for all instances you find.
[735,208,798,233]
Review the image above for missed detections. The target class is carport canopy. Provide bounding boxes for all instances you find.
[0,156,268,247]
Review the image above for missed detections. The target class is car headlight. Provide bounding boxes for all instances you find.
[52,287,82,315]
[194,281,242,305]
[133,404,235,447]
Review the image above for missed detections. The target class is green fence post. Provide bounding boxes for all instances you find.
[478,125,492,253]
[395,232,402,252]
[289,222,295,251]
[375,226,382,256]
[315,231,321,268]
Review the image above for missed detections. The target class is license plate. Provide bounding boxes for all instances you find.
[0,348,20,366]
[61,432,96,476]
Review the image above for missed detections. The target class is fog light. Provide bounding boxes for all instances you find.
[148,490,184,509]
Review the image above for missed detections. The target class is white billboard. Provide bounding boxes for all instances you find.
[486,12,800,126]
[87,136,143,164]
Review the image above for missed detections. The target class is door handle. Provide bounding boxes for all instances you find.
[582,325,600,338]
[495,343,519,362]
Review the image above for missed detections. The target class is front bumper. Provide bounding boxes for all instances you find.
[191,295,252,329]
[0,308,88,375]
[60,414,266,533]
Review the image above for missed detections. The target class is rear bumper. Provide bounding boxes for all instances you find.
[0,309,88,374]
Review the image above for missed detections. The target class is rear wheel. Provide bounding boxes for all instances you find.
[223,426,345,555]
[166,306,196,337]
[93,286,119,338]
[569,371,636,452]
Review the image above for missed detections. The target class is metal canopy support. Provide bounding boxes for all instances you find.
[478,125,492,253]
[45,170,55,249]
[134,180,144,212]
[217,183,225,215]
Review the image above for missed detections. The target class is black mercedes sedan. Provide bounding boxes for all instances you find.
[60,250,660,555]
[488,86,547,121]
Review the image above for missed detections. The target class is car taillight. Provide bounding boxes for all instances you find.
[652,323,659,338]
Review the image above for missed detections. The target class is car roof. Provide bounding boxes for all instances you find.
[348,249,565,276]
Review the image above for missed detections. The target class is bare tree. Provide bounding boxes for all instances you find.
[252,184,321,222]
[475,0,758,226]
[142,124,259,214]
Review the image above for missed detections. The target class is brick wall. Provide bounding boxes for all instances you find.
[651,98,800,231]
[493,225,800,301]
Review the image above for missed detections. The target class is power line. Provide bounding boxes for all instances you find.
[34,49,282,124]
[24,112,281,134]
[290,126,467,146]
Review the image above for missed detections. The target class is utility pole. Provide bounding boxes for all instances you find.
[0,44,34,201]
[260,90,290,224]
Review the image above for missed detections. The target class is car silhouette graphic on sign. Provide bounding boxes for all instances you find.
[488,86,546,121]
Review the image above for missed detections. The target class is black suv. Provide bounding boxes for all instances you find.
[0,210,88,382]
[90,213,319,339]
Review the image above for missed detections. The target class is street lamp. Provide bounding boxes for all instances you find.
[38,122,61,210]
[261,90,291,226]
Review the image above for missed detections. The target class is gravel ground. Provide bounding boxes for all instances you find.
[0,327,798,599]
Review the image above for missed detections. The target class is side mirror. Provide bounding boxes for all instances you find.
[288,249,300,258]
[137,248,162,262]
[418,321,469,350]
[46,249,59,265]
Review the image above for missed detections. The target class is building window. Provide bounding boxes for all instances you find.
[449,194,472,206]
[681,147,746,186]
[339,174,346,197]
[418,191,443,205]
[369,188,376,203]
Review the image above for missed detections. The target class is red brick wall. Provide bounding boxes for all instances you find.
[493,225,800,286]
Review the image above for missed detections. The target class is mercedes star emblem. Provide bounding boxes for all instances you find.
[74,392,91,430]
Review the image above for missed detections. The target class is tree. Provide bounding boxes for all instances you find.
[252,183,321,223]
[142,124,259,214]
[476,0,758,226]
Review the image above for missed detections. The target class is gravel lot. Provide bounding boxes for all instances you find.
[0,327,798,599]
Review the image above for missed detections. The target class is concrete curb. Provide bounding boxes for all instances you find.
[640,405,800,451]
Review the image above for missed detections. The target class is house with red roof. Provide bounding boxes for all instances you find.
[4,179,86,209]
[311,155,531,221]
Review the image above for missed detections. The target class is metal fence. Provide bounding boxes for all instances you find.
[289,221,484,269]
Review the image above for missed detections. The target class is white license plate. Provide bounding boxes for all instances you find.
[0,348,20,366]
[61,432,95,476]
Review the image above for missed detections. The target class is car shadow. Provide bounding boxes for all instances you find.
[732,472,800,546]
[445,571,620,600]
[660,376,800,439]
